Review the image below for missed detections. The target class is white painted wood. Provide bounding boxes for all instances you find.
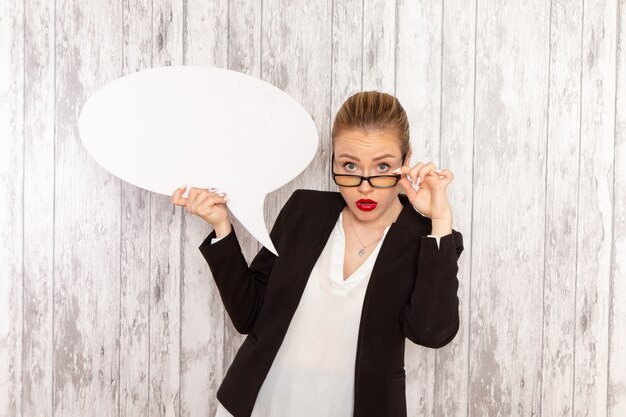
[148,201,182,417]
[0,0,24,416]
[148,2,184,417]
[181,1,227,416]
[362,0,396,92]
[53,1,122,416]
[119,0,152,416]
[435,0,476,416]
[574,1,617,417]
[260,0,332,193]
[221,6,264,412]
[396,0,442,415]
[329,0,362,196]
[23,0,55,417]
[1,1,625,416]
[541,1,583,416]
[608,3,626,416]
[469,1,550,416]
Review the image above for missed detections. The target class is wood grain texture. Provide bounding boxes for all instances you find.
[609,5,625,417]
[23,0,54,416]
[148,197,182,417]
[0,0,24,416]
[396,1,442,415]
[1,0,625,416]
[119,0,152,416]
[149,2,183,417]
[574,1,617,416]
[53,1,122,416]
[435,0,475,416]
[541,1,582,416]
[469,0,550,416]
[262,0,332,194]
[222,3,265,416]
[217,7,264,413]
[329,0,362,195]
[181,0,226,416]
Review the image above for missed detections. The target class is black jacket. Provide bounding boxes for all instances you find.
[199,188,464,417]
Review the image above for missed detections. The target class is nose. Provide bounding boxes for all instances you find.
[357,177,374,194]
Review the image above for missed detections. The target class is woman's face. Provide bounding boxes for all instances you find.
[333,128,410,226]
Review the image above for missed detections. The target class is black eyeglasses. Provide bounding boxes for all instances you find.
[331,151,406,189]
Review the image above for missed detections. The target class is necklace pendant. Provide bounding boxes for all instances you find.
[358,248,365,256]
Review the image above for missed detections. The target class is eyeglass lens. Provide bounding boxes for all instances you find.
[331,151,406,188]
[333,175,398,187]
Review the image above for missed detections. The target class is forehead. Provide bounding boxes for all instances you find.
[333,128,401,153]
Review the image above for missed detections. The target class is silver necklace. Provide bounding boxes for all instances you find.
[346,210,384,256]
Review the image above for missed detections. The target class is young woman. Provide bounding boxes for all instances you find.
[172,91,464,417]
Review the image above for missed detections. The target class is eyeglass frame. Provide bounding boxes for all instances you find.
[331,151,407,188]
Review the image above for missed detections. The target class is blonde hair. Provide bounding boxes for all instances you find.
[331,90,411,163]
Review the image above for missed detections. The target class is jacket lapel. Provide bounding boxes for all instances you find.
[292,192,415,322]
[357,193,414,322]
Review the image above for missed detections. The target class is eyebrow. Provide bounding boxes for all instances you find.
[336,153,397,162]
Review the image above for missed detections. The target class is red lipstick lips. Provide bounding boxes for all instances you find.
[355,199,377,211]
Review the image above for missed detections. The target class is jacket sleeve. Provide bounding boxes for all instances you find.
[399,229,464,348]
[198,189,300,334]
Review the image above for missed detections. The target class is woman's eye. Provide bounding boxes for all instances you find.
[343,162,356,171]
[342,161,390,172]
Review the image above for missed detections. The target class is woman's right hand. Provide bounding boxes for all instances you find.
[171,185,230,229]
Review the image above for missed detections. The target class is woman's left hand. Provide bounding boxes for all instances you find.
[394,162,454,222]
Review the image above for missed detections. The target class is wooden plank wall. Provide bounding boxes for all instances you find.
[1,0,624,416]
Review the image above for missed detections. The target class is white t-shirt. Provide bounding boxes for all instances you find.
[213,210,441,417]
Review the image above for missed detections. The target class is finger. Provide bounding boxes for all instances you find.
[429,168,451,178]
[398,176,417,198]
[192,189,214,213]
[392,165,415,187]
[194,190,228,214]
[172,185,187,206]
[408,162,425,184]
[436,168,454,185]
[440,168,454,181]
[173,195,188,206]
[392,165,413,175]
[426,169,454,189]
[185,187,202,211]
[417,162,437,184]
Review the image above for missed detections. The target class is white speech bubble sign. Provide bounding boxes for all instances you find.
[78,65,318,256]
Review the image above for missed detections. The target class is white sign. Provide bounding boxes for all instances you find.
[78,65,319,256]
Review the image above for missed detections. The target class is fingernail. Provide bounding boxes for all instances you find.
[224,197,230,201]
[179,184,187,189]
[406,174,414,184]
[209,187,216,192]
[217,193,224,197]
[392,168,401,174]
